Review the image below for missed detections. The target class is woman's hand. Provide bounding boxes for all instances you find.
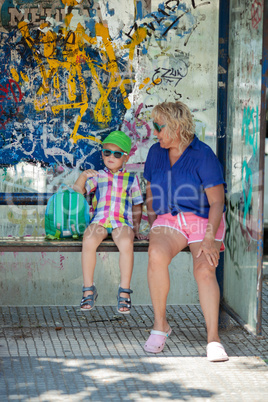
[196,237,220,267]
[198,184,225,266]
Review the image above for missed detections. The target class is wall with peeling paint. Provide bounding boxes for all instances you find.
[0,0,219,305]
[224,0,264,332]
[0,251,198,306]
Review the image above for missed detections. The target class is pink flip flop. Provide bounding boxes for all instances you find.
[207,342,229,362]
[144,328,172,353]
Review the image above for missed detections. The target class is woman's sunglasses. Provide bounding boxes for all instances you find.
[102,149,127,158]
[153,121,166,133]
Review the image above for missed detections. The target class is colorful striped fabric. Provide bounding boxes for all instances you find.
[85,167,143,229]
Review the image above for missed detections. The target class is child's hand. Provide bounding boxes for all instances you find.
[134,232,149,240]
[82,169,99,178]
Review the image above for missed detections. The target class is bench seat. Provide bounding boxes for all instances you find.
[0,236,150,252]
[0,236,190,253]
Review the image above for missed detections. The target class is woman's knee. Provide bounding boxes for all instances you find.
[148,244,172,267]
[193,262,216,283]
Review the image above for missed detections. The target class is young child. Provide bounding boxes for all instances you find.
[74,130,146,314]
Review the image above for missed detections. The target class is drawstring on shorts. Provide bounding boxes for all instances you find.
[177,211,186,228]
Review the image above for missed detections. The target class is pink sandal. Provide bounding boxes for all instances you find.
[144,328,172,353]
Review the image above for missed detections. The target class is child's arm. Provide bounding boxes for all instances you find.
[73,169,98,194]
[132,203,147,239]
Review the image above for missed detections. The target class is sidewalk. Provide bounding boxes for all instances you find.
[0,280,268,401]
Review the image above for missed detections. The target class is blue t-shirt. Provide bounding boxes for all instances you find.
[143,135,226,218]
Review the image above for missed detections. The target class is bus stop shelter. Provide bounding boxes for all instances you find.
[0,0,267,335]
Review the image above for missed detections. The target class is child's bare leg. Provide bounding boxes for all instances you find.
[112,226,135,312]
[81,224,108,309]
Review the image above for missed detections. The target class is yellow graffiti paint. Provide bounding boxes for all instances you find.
[64,12,73,28]
[17,15,147,142]
[8,210,28,237]
[149,77,161,89]
[51,101,102,144]
[139,77,161,90]
[95,23,131,110]
[7,209,44,236]
[71,102,89,142]
[126,27,147,64]
[20,71,29,82]
[53,75,61,99]
[10,68,20,82]
[139,77,150,89]
[61,0,79,6]
[18,21,42,64]
[67,76,77,102]
[42,30,57,59]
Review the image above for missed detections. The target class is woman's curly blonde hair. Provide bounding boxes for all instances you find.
[152,101,195,149]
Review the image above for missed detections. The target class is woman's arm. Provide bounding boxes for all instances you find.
[204,184,225,240]
[146,181,157,227]
[196,184,225,266]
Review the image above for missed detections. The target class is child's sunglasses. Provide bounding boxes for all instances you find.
[102,149,127,158]
[153,121,166,133]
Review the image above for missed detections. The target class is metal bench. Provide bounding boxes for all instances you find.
[0,192,190,253]
[0,236,151,252]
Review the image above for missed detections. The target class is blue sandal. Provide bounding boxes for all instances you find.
[80,285,98,311]
[117,286,133,315]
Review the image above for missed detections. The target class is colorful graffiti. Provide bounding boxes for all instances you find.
[0,0,213,169]
[251,0,263,30]
[223,0,263,332]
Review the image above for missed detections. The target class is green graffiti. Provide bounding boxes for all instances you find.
[1,167,7,181]
[241,105,259,156]
[241,160,253,227]
[7,209,44,236]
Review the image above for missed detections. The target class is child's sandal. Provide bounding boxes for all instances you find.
[117,286,133,314]
[80,285,98,311]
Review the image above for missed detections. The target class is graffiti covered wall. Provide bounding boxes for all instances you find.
[0,0,218,168]
[0,0,220,305]
[224,0,263,331]
[0,0,219,237]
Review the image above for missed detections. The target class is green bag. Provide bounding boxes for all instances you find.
[45,185,90,239]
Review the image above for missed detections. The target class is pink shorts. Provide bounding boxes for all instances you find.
[152,212,226,251]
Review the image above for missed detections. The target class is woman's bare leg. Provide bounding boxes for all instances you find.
[148,227,188,332]
[190,241,222,343]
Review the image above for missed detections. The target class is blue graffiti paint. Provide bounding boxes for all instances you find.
[0,1,205,169]
[133,1,196,40]
[0,19,129,169]
[136,1,143,20]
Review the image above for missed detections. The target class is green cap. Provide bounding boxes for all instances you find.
[102,131,131,154]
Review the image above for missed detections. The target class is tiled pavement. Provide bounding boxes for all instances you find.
[0,280,268,401]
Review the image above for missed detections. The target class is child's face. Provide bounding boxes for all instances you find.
[102,143,129,173]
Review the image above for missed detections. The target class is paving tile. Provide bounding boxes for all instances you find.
[1,282,268,400]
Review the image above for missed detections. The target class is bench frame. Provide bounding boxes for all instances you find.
[0,236,151,252]
[0,192,189,253]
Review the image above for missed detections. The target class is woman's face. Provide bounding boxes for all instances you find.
[153,117,180,149]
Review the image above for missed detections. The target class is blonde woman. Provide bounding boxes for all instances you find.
[143,101,228,362]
